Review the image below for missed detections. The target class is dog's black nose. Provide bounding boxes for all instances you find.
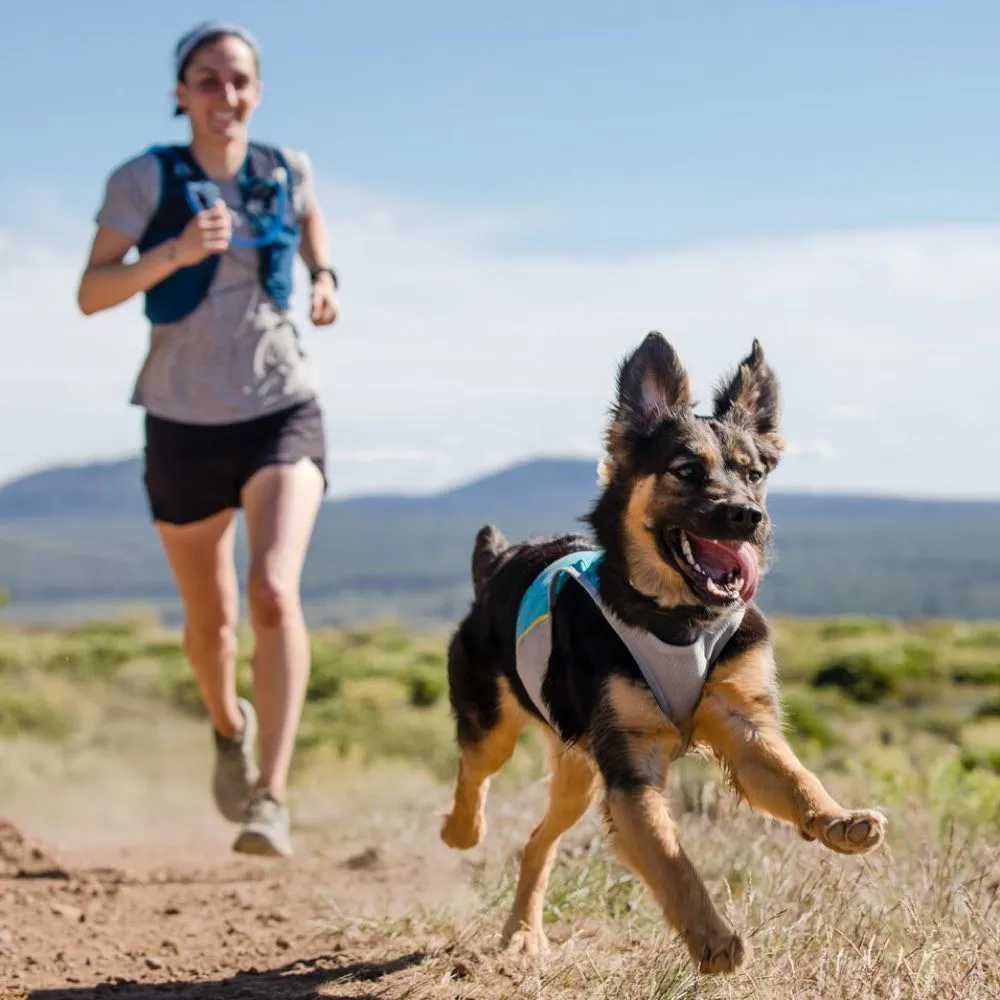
[724,503,763,532]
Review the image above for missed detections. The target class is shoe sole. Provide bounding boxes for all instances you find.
[232,829,292,858]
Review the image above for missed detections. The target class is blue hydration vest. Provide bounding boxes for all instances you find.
[515,549,745,729]
[136,142,300,324]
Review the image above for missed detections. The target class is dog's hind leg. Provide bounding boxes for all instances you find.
[440,680,524,850]
[500,732,597,955]
[441,627,526,850]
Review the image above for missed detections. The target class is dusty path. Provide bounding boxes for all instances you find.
[0,719,549,999]
[1,816,454,997]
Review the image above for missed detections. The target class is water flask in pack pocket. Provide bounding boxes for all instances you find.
[183,175,286,249]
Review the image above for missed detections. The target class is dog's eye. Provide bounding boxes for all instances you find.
[747,468,764,484]
[672,462,703,482]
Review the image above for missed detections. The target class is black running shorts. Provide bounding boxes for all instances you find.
[142,398,328,526]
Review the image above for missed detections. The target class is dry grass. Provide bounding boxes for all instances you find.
[2,615,999,997]
[295,754,1000,1000]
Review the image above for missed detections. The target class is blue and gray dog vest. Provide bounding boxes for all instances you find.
[514,550,745,727]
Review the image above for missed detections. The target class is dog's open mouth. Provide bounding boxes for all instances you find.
[662,529,760,604]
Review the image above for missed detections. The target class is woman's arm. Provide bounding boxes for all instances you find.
[297,204,338,284]
[77,203,231,316]
[77,226,180,316]
[297,204,339,326]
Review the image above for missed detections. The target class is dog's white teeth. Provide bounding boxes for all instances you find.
[708,578,740,598]
[701,571,743,599]
[679,533,704,573]
[680,532,693,560]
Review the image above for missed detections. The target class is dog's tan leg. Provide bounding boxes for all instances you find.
[693,644,886,855]
[501,733,597,955]
[598,678,746,975]
[441,681,526,850]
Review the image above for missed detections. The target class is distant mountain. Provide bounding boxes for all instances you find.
[0,457,145,520]
[0,456,598,524]
[0,455,998,622]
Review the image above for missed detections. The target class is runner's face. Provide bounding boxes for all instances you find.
[175,36,261,142]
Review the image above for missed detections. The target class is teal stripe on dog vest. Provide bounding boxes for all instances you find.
[514,550,745,728]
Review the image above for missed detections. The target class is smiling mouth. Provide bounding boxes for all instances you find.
[660,528,760,604]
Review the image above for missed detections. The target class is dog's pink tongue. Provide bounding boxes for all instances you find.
[736,543,760,601]
[689,537,760,602]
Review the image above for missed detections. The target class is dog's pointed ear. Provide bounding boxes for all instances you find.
[615,332,694,435]
[713,339,785,461]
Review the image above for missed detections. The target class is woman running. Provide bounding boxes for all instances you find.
[77,20,340,858]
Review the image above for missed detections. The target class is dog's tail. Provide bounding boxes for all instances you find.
[471,524,509,596]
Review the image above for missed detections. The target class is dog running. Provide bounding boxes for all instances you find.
[439,332,886,974]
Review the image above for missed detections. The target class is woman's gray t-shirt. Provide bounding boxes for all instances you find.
[95,147,321,426]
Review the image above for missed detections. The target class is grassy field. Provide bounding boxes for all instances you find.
[4,611,1000,793]
[2,613,1000,997]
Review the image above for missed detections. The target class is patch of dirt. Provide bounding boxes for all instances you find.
[0,801,509,998]
[0,818,426,997]
[0,729,538,999]
[0,820,70,880]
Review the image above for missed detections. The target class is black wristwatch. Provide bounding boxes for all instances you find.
[310,266,338,289]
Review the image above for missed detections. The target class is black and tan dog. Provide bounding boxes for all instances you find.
[439,332,886,974]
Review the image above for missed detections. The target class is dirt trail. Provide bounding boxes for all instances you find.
[0,722,541,999]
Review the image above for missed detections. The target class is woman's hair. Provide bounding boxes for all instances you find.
[173,20,261,117]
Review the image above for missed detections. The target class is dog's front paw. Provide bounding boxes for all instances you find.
[805,809,886,855]
[440,809,485,850]
[688,930,748,975]
[500,917,548,957]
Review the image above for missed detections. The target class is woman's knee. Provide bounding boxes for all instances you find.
[184,611,238,658]
[247,565,302,629]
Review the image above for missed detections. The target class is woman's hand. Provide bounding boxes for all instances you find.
[174,202,232,267]
[310,272,339,326]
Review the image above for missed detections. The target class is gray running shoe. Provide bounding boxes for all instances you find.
[232,789,293,858]
[212,697,260,823]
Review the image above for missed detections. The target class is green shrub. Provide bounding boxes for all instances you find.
[141,639,185,659]
[0,690,74,738]
[42,638,135,681]
[65,619,149,639]
[810,652,898,704]
[403,667,446,708]
[909,619,959,641]
[898,641,941,678]
[306,663,344,701]
[819,617,898,640]
[955,625,1000,650]
[975,697,1000,719]
[951,662,1000,685]
[781,691,842,749]
[960,749,1000,775]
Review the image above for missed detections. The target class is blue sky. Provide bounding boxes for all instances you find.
[6,1,996,249]
[1,1,998,497]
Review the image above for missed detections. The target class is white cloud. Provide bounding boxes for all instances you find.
[828,403,871,422]
[1,178,998,499]
[784,439,839,461]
